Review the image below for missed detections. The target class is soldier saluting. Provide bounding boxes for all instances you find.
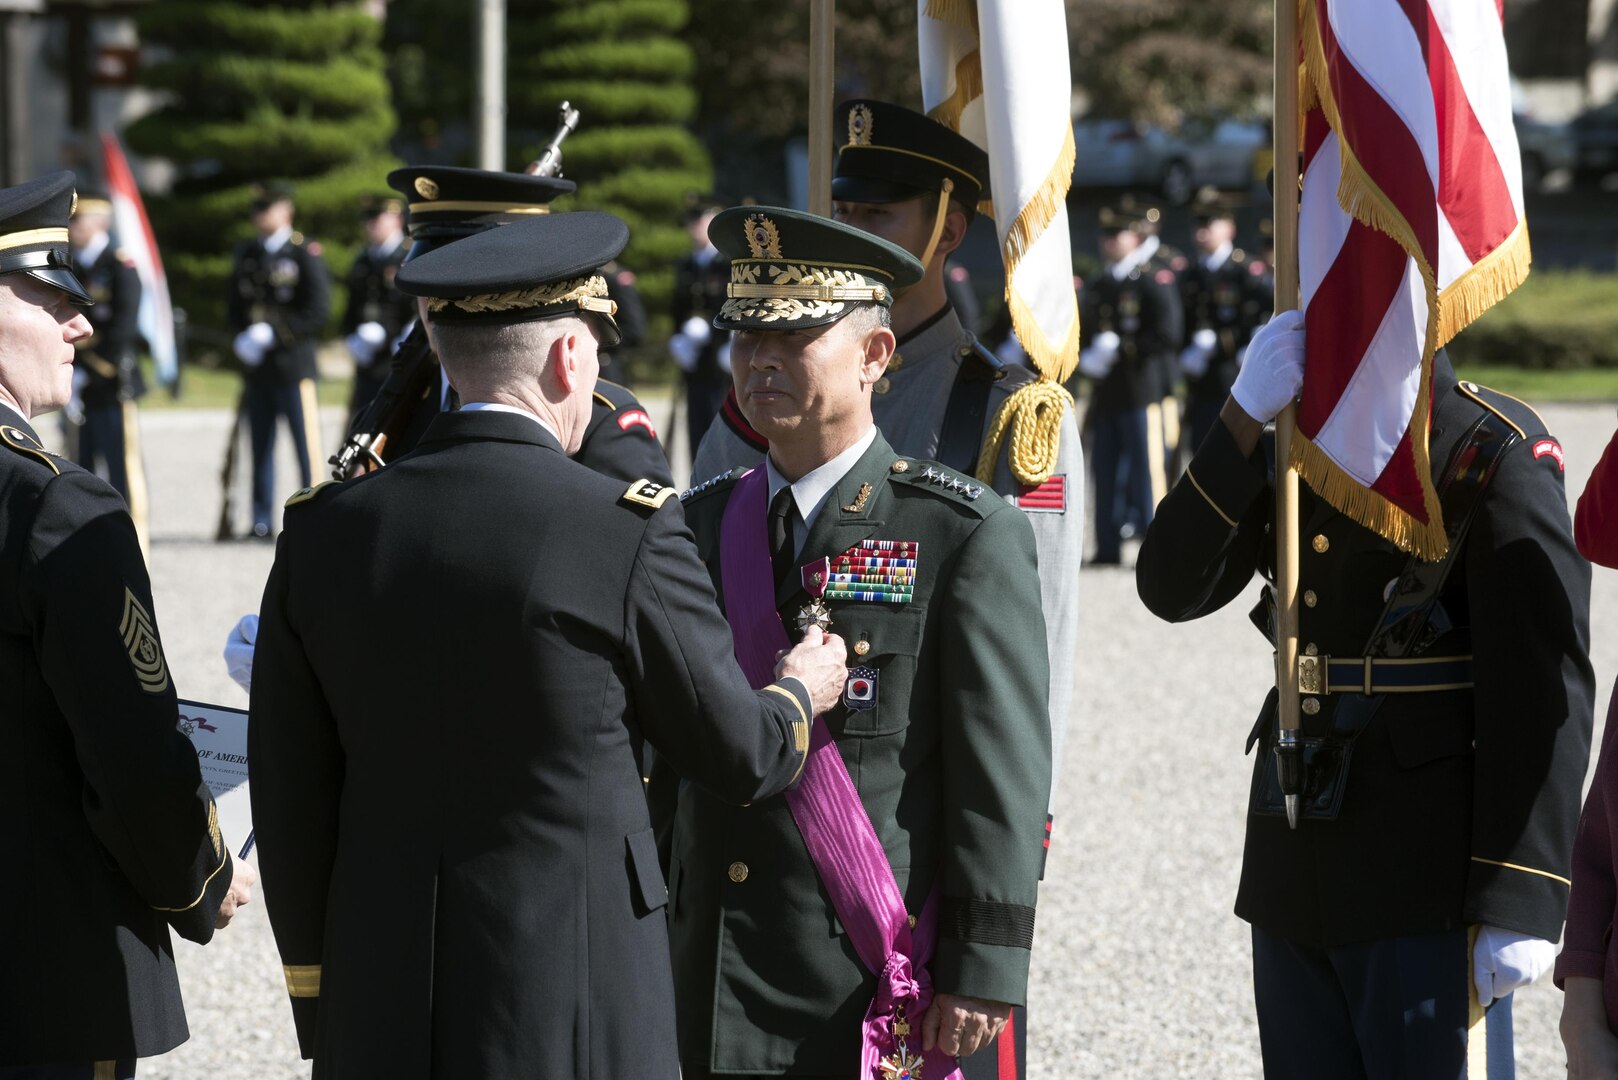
[225,180,330,540]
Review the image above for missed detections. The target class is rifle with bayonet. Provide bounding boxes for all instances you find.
[328,101,581,481]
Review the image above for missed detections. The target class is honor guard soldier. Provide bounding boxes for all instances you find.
[691,115,1081,1060]
[340,194,412,424]
[226,180,331,539]
[670,202,733,458]
[1074,199,1184,565]
[657,207,1051,1080]
[67,190,151,551]
[372,165,670,486]
[248,210,849,1078]
[1176,192,1272,457]
[0,172,253,1079]
[598,258,646,385]
[1137,312,1594,1077]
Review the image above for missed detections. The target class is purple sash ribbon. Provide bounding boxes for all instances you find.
[720,467,960,1080]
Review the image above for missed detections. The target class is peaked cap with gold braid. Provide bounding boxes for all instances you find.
[0,171,93,307]
[393,210,627,345]
[387,165,576,263]
[707,205,923,332]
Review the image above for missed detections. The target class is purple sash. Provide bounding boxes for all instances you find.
[719,466,960,1080]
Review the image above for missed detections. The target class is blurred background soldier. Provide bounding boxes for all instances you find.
[226,180,330,540]
[668,202,731,460]
[1073,200,1183,566]
[341,194,412,427]
[67,190,151,553]
[1177,193,1273,460]
[598,258,646,386]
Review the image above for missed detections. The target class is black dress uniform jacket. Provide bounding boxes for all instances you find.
[1079,255,1183,411]
[226,233,331,387]
[1136,357,1594,946]
[76,243,145,408]
[0,413,231,1066]
[248,409,810,1079]
[1178,250,1270,412]
[663,434,1052,1075]
[671,250,731,384]
[340,241,413,411]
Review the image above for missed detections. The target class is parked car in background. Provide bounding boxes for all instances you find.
[1571,100,1618,188]
[1073,115,1269,204]
[1514,111,1576,192]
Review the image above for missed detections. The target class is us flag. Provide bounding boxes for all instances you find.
[1294,0,1530,560]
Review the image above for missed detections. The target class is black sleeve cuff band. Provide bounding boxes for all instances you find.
[941,897,1036,949]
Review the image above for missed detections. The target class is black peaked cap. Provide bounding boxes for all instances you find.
[0,172,93,306]
[389,165,577,260]
[832,99,990,211]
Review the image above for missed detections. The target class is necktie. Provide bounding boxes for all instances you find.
[768,485,796,588]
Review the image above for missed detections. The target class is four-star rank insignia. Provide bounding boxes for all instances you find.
[844,666,878,711]
[120,587,170,695]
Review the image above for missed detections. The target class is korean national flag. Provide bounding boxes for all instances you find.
[844,666,878,712]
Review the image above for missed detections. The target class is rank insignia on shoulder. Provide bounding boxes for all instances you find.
[285,480,339,508]
[680,467,747,503]
[914,464,983,501]
[621,478,675,510]
[844,667,878,711]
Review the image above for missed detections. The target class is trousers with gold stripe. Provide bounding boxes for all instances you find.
[245,378,322,533]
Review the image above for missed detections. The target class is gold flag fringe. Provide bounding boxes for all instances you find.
[1002,124,1076,267]
[923,0,979,34]
[976,377,1075,486]
[1437,219,1531,348]
[925,48,984,133]
[1290,430,1450,561]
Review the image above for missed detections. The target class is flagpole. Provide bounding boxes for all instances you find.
[1272,0,1304,829]
[808,0,835,217]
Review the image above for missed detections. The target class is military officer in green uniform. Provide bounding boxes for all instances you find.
[660,207,1051,1079]
[690,107,1080,969]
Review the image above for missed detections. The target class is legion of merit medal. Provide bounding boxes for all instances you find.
[795,599,833,635]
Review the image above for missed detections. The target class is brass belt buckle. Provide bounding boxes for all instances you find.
[1298,654,1328,696]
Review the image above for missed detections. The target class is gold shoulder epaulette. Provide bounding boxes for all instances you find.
[0,425,60,475]
[285,479,339,508]
[1457,380,1546,440]
[621,478,675,510]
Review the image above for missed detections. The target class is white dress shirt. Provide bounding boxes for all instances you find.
[458,402,561,445]
[763,426,877,558]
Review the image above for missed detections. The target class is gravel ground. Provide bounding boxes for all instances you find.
[43,392,1617,1079]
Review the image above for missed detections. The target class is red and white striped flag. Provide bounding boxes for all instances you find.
[101,132,178,388]
[1295,0,1529,559]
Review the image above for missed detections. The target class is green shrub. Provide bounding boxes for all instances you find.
[1445,270,1618,371]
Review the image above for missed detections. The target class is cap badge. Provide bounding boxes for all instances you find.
[848,104,875,147]
[414,176,440,200]
[745,213,782,260]
[69,191,79,217]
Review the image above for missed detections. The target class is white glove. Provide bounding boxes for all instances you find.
[1472,925,1557,1006]
[1179,328,1218,378]
[1078,330,1121,380]
[680,316,713,345]
[223,613,259,695]
[1229,308,1306,423]
[233,322,276,367]
[347,321,388,367]
[668,332,699,372]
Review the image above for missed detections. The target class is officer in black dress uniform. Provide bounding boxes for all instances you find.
[1176,193,1271,456]
[0,172,251,1080]
[226,180,331,538]
[373,165,671,486]
[1073,200,1183,564]
[1136,311,1594,1077]
[599,258,646,386]
[670,203,732,458]
[67,191,150,547]
[248,210,849,1078]
[340,194,412,425]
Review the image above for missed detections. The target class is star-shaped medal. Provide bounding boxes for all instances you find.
[795,600,833,634]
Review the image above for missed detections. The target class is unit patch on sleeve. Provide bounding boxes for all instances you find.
[120,587,170,694]
[1016,473,1068,513]
[1532,439,1565,471]
[616,409,658,438]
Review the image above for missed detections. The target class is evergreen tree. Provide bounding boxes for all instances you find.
[127,1,398,341]
[508,0,713,334]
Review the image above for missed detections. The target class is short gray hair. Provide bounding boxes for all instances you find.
[430,314,589,399]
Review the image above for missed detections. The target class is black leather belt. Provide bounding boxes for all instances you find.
[1298,654,1473,697]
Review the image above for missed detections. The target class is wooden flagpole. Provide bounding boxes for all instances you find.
[1273,0,1304,827]
[808,0,836,217]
